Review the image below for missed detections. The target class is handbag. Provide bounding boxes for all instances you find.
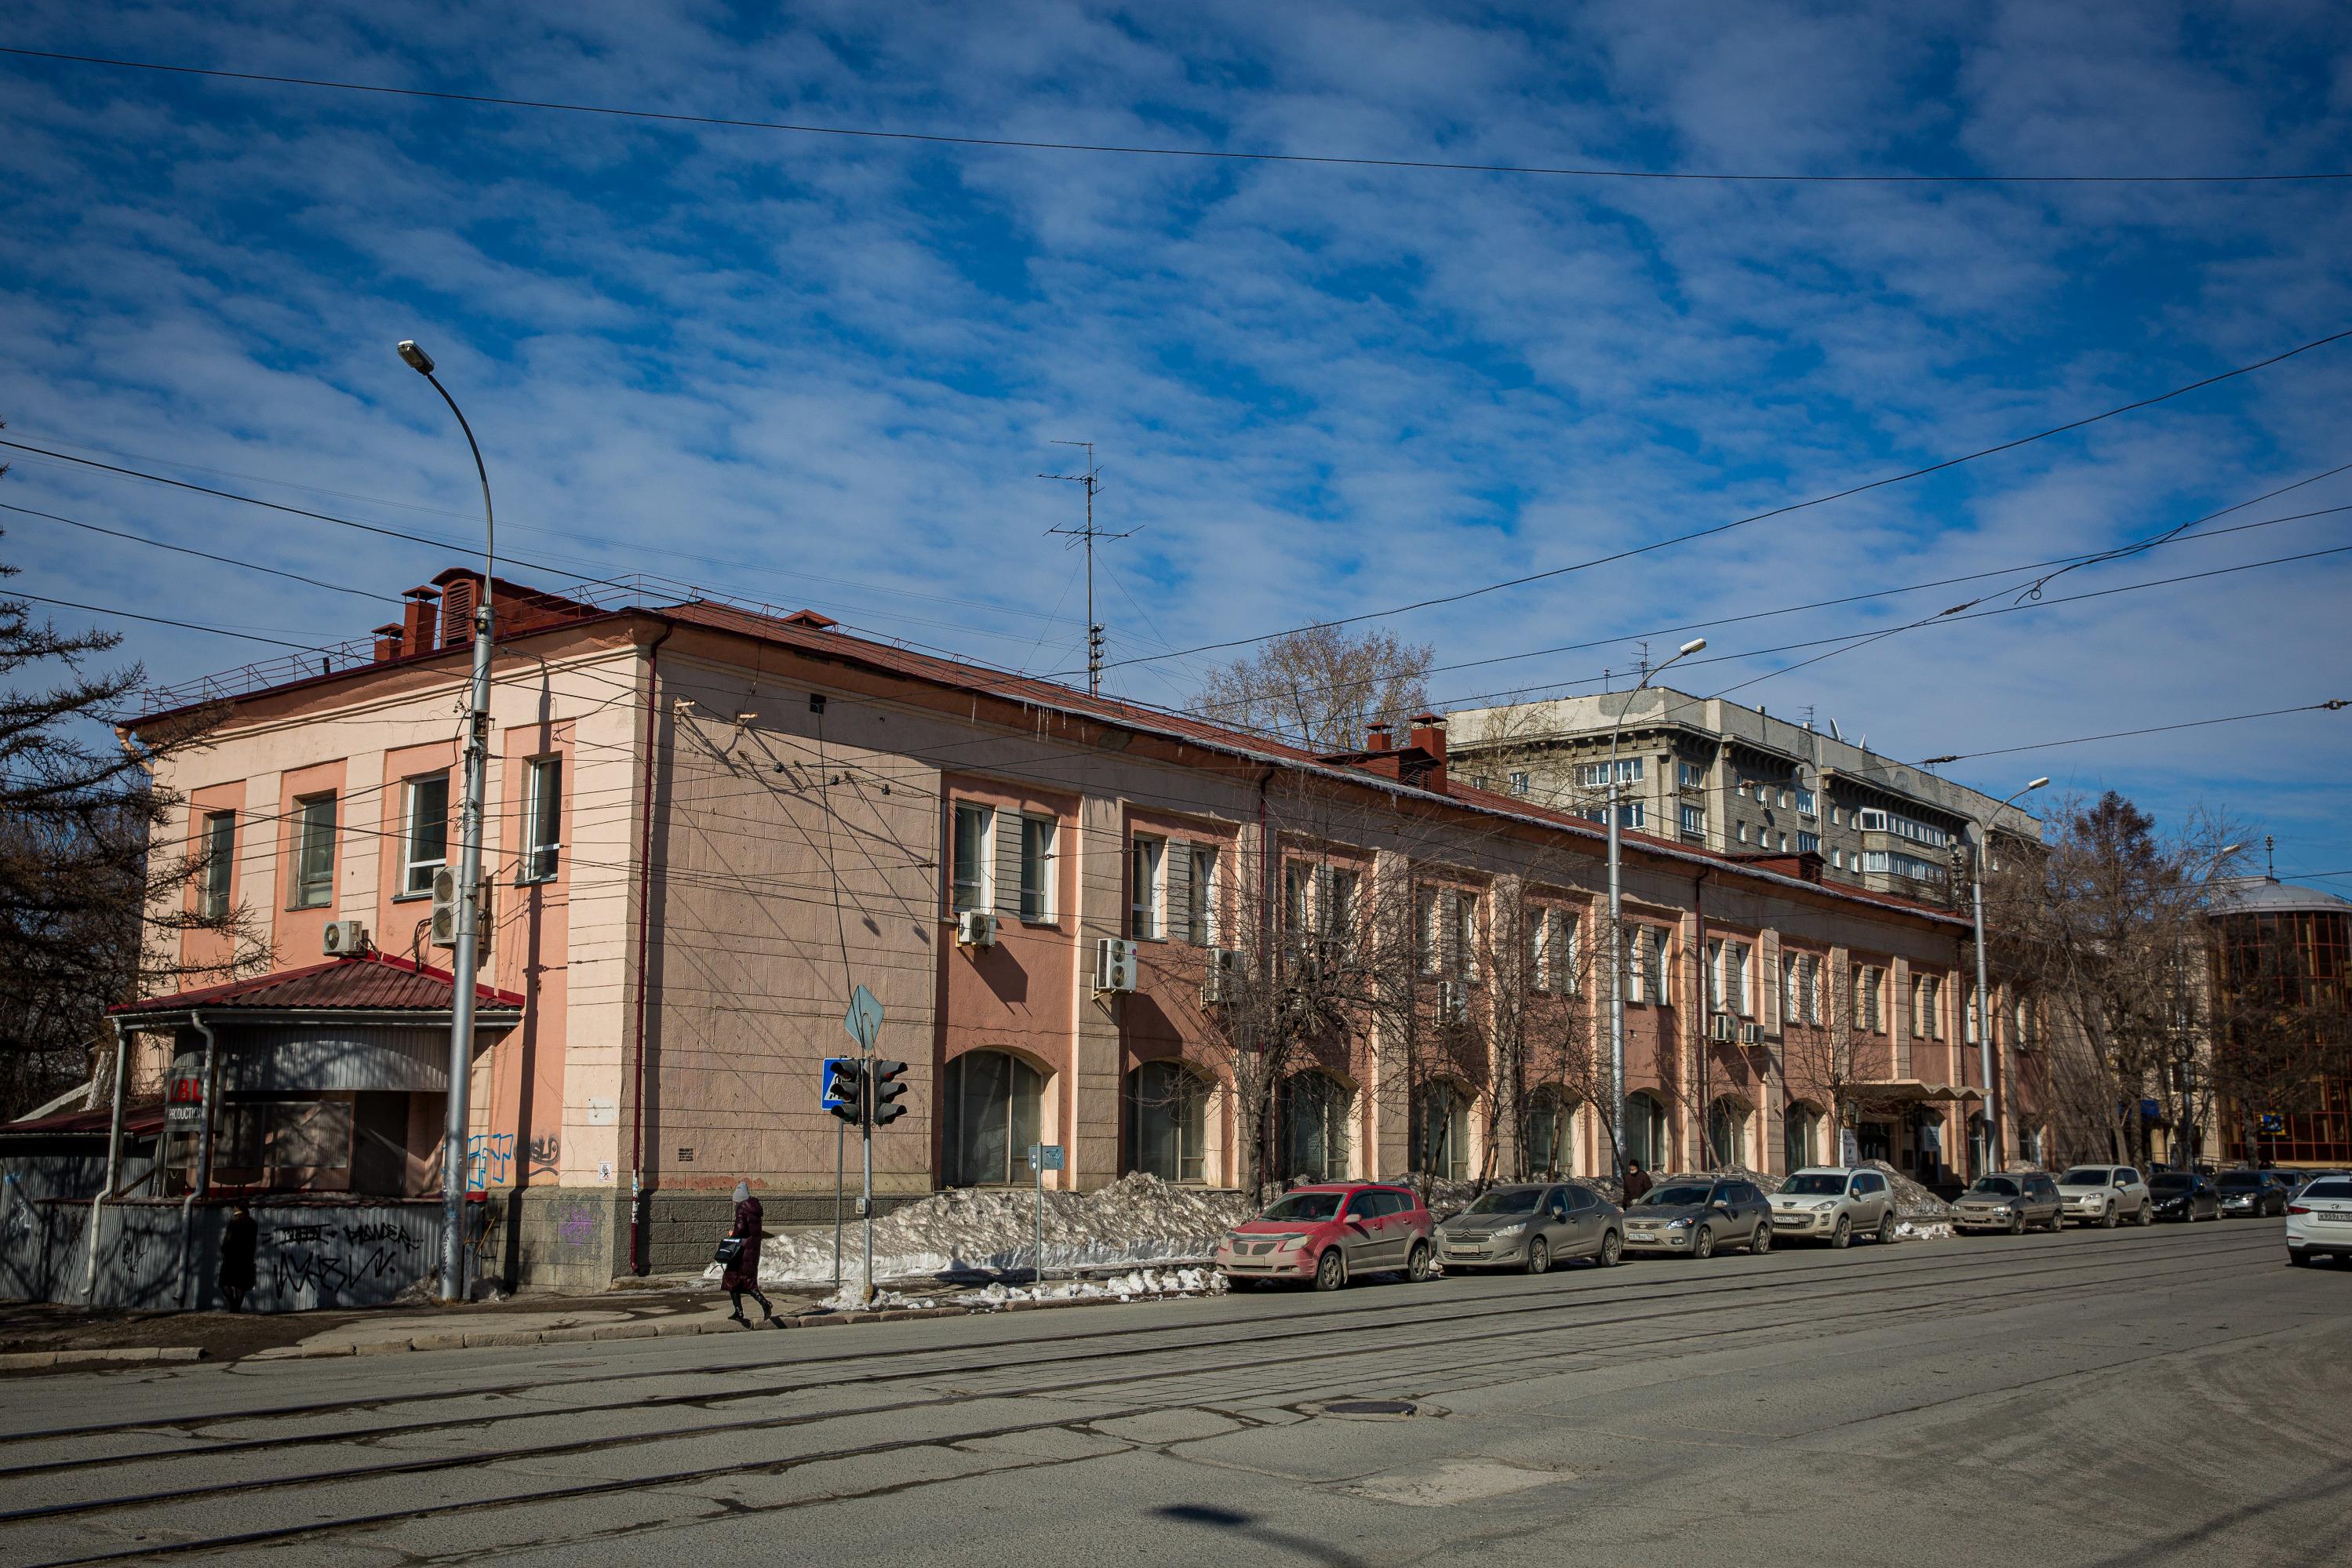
[714,1235,745,1266]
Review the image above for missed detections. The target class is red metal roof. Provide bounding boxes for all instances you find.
[0,1104,167,1138]
[108,953,525,1018]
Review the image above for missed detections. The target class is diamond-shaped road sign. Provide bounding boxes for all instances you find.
[843,984,885,1052]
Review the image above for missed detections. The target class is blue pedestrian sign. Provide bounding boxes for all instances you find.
[842,984,884,1052]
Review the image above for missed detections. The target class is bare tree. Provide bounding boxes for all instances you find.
[1192,625,1434,752]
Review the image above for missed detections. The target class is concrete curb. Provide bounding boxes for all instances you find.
[0,1347,207,1370]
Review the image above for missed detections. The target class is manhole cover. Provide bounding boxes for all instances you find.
[1325,1399,1418,1416]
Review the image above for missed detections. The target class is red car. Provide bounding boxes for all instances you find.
[1214,1183,1435,1290]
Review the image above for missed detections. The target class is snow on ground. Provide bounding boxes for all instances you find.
[815,1266,1227,1314]
[712,1173,1254,1288]
[1893,1221,1955,1241]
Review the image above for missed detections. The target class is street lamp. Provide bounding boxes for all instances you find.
[1970,777,2046,1172]
[399,340,496,1304]
[1607,637,1706,1185]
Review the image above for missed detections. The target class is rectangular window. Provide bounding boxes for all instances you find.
[1795,788,1817,817]
[1527,907,1551,991]
[1575,758,1644,788]
[1678,761,1703,789]
[1736,822,1749,845]
[402,773,450,897]
[1184,843,1216,944]
[1782,953,1800,1024]
[1418,890,1440,976]
[1560,915,1580,993]
[1831,805,1845,826]
[292,793,337,908]
[1284,862,1311,932]
[1808,956,1825,1024]
[952,802,994,914]
[1860,968,1884,1031]
[198,810,235,919]
[1020,816,1056,922]
[1680,803,1706,841]
[1508,770,1531,797]
[1583,801,1645,829]
[1833,848,1847,869]
[1966,985,1981,1044]
[1623,923,1646,1002]
[1779,788,1793,809]
[1797,831,1820,854]
[1451,893,1479,979]
[1129,835,1165,940]
[1916,975,1942,1039]
[1322,867,1357,947]
[1708,939,1725,1011]
[522,757,562,882]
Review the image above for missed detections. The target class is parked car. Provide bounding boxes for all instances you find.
[2285,1176,2352,1267]
[2056,1164,2154,1228]
[1768,1167,1898,1247]
[2148,1171,2221,1222]
[1436,1182,1624,1274]
[1952,1172,2064,1234]
[2288,1170,2352,1199]
[1622,1175,1774,1258]
[2264,1170,2310,1202]
[1214,1183,1434,1290]
[2215,1170,2287,1218]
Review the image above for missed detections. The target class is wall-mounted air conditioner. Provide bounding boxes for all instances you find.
[1437,980,1469,1021]
[956,911,999,948]
[322,919,370,957]
[1709,1011,1737,1043]
[1094,937,1138,994]
[1738,1021,1765,1046]
[1201,947,1244,1006]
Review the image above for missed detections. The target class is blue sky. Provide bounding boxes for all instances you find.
[3,2,2349,877]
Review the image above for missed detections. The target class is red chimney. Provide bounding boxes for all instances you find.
[1365,722,1393,752]
[372,624,406,663]
[1407,711,1447,792]
[401,587,440,653]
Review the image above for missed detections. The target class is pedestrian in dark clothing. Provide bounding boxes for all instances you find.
[1623,1162,1653,1203]
[219,1201,259,1312]
[722,1181,776,1326]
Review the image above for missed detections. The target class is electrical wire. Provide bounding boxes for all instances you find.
[8,45,2351,185]
[0,499,402,603]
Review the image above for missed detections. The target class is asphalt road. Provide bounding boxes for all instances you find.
[0,1219,2343,1568]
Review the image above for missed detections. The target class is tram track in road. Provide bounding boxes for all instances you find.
[0,1235,2278,1565]
[0,1222,2263,1464]
[0,1228,2269,1486]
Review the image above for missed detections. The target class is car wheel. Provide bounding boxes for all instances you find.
[1830,1216,1851,1250]
[1524,1237,1549,1276]
[2137,1200,2154,1226]
[1877,1211,1898,1245]
[1405,1240,1433,1283]
[1750,1221,1771,1256]
[1693,1225,1716,1260]
[2101,1203,2118,1230]
[1313,1248,1346,1291]
[1598,1228,1623,1268]
[2008,1210,2026,1235]
[2288,1251,2313,1267]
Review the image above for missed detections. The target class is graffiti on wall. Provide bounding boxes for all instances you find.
[555,1202,597,1247]
[526,1134,560,1176]
[268,1218,425,1306]
[467,1132,514,1191]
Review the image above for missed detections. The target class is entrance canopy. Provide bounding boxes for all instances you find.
[1851,1079,1987,1106]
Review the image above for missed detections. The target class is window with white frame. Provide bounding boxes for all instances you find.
[1776,831,1789,851]
[1622,922,1647,1002]
[1575,759,1644,788]
[1322,867,1358,948]
[1451,891,1479,979]
[1856,966,1884,1031]
[1797,831,1820,854]
[1709,940,1751,1017]
[1560,913,1581,992]
[1185,843,1217,944]
[1916,974,1942,1039]
[1795,788,1817,817]
[1855,807,1951,848]
[1582,801,1645,829]
[1021,815,1057,922]
[291,793,337,909]
[1284,861,1311,932]
[1833,848,1847,869]
[1736,822,1749,844]
[198,810,235,919]
[1508,770,1531,797]
[1860,849,1945,882]
[1831,805,1845,826]
[522,756,562,882]
[1417,889,1440,975]
[1779,788,1793,809]
[1678,761,1704,788]
[952,802,994,914]
[1965,984,1981,1043]
[402,773,450,897]
[1679,803,1706,840]
[1782,952,1800,1024]
[1735,780,1749,800]
[1129,835,1165,940]
[1527,906,1552,991]
[1808,955,1825,1024]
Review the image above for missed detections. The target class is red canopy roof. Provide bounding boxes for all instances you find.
[107,953,524,1019]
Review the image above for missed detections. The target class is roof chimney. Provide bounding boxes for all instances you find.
[1407,711,1447,792]
[1365,721,1393,752]
[401,587,440,654]
[372,623,406,664]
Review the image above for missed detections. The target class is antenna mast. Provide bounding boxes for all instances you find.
[1039,440,1134,697]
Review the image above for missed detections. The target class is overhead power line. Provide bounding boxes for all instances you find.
[1072,326,2352,677]
[0,498,400,603]
[7,45,2352,185]
[1921,700,2347,763]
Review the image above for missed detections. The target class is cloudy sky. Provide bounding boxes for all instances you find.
[3,2,2349,876]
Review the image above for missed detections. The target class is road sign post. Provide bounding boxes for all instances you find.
[1027,1144,1064,1286]
[839,987,886,1304]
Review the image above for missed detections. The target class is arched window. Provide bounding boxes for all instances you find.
[1279,1071,1353,1183]
[1413,1082,1472,1181]
[1623,1091,1669,1173]
[1125,1061,1209,1184]
[941,1050,1045,1188]
[1783,1103,1822,1174]
[1522,1088,1576,1179]
[1706,1097,1749,1170]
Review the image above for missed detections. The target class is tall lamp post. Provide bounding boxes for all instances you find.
[1607,637,1706,1184]
[399,340,496,1304]
[1969,777,2047,1173]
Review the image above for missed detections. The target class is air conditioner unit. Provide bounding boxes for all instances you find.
[1709,1011,1737,1043]
[956,910,999,948]
[1437,980,1469,1021]
[1738,1021,1765,1046]
[1094,937,1138,994]
[321,919,370,957]
[1201,947,1244,1006]
[429,868,490,959]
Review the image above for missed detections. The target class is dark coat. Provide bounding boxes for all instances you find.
[219,1210,260,1293]
[720,1196,763,1292]
[1623,1167,1653,1203]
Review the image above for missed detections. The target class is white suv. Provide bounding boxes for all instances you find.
[1768,1167,1898,1248]
[2056,1165,2153,1228]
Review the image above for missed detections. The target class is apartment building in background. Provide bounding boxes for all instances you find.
[1447,687,2044,900]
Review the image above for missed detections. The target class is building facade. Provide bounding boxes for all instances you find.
[2206,876,2352,1168]
[1446,688,2043,900]
[103,573,2052,1290]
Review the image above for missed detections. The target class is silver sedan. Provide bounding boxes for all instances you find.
[1436,1183,1626,1274]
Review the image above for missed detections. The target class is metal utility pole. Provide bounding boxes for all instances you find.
[1970,777,2048,1174]
[1606,638,1704,1184]
[1039,441,1134,697]
[399,340,496,1304]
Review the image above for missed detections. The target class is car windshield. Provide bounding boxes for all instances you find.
[2303,1181,2352,1199]
[1783,1174,1847,1196]
[1257,1191,1342,1223]
[2150,1174,2194,1192]
[2216,1173,2264,1191]
[1643,1184,1717,1206]
[2060,1168,2112,1186]
[1464,1188,1544,1217]
[1968,1177,2021,1196]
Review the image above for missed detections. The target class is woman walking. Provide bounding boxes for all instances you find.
[722,1181,777,1326]
[218,1200,258,1312]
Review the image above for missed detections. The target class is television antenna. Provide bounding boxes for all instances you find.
[1039,441,1134,697]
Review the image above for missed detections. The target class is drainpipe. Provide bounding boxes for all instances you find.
[627,624,673,1275]
[1255,766,1276,1192]
[1692,873,1712,1170]
[84,1017,132,1301]
[174,1013,218,1309]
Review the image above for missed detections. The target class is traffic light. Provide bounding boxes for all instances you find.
[871,1060,909,1127]
[824,1058,866,1127]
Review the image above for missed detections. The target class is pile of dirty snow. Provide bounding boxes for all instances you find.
[1862,1160,1953,1220]
[712,1173,1254,1288]
[815,1265,1226,1315]
[1892,1220,1954,1242]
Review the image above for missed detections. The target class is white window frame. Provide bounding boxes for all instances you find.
[198,809,236,919]
[1679,803,1706,839]
[1527,906,1552,991]
[1451,891,1479,980]
[1678,761,1703,789]
[522,755,562,882]
[952,802,995,915]
[1417,889,1440,976]
[1321,866,1357,948]
[1129,835,1165,940]
[291,792,336,910]
[1508,770,1531,797]
[1020,814,1057,923]
[1185,842,1217,944]
[402,772,450,897]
